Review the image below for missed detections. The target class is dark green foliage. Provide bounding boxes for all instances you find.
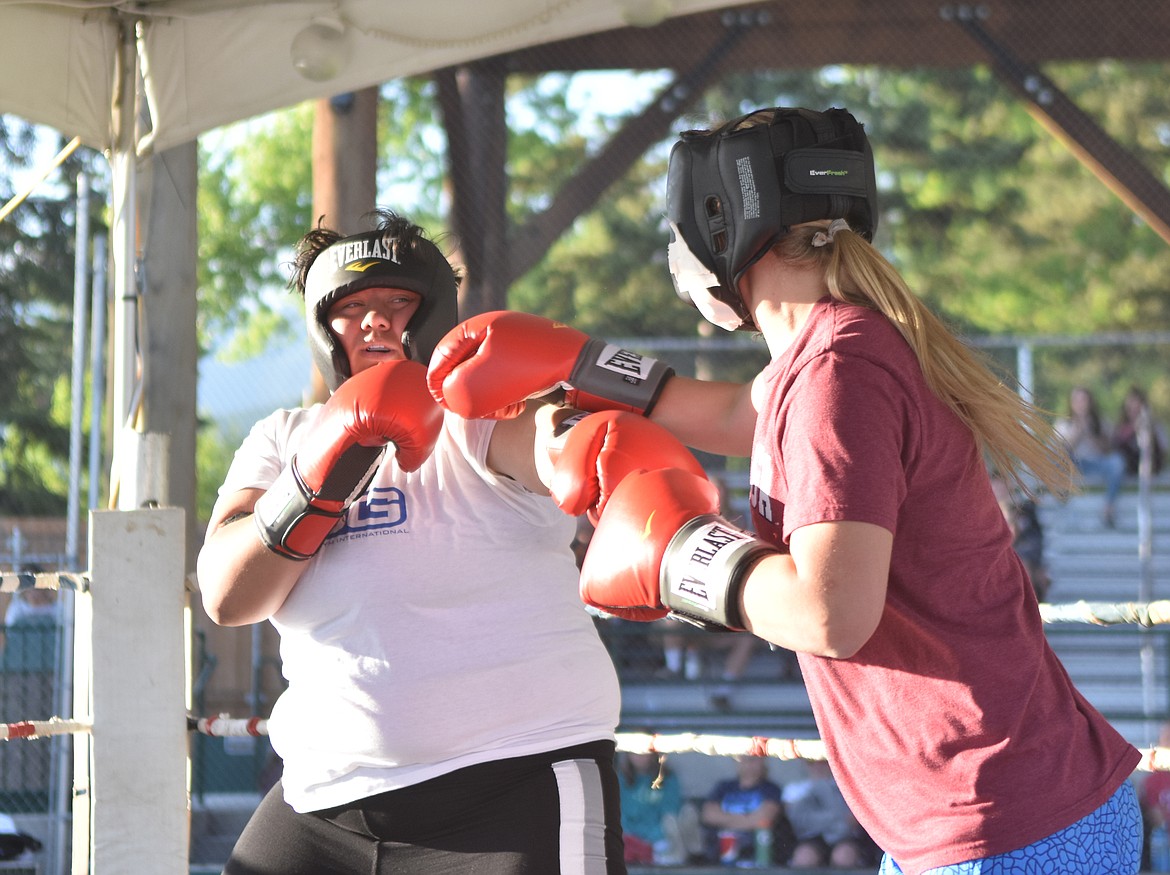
[0,120,106,514]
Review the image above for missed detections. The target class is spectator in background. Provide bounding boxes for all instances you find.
[701,756,794,866]
[4,589,59,627]
[1056,386,1126,527]
[990,474,1051,603]
[0,813,41,864]
[1113,385,1166,479]
[1140,722,1170,871]
[782,759,877,869]
[616,749,690,865]
[1,566,61,673]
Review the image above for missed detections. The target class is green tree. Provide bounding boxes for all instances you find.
[197,103,316,361]
[0,119,106,514]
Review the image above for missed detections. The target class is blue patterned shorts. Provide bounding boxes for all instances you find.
[878,780,1141,875]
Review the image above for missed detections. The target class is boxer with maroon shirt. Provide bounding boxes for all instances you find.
[429,108,1143,875]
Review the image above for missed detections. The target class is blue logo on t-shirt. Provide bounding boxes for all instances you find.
[328,485,407,540]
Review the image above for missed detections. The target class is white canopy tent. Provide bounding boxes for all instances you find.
[1,0,753,511]
[4,0,753,154]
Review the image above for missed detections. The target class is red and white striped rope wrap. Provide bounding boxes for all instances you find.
[189,714,269,737]
[0,569,200,594]
[0,717,92,740]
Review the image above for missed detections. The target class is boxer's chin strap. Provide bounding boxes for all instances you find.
[659,515,778,632]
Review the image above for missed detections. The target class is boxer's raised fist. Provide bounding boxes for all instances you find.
[547,410,706,521]
[254,360,442,560]
[427,311,673,420]
[581,467,776,630]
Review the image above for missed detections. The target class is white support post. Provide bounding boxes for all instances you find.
[74,508,190,873]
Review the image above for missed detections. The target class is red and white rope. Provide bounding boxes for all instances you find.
[0,717,91,740]
[188,713,268,737]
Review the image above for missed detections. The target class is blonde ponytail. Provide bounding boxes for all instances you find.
[776,223,1074,498]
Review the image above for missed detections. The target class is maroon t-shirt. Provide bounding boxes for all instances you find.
[749,297,1139,874]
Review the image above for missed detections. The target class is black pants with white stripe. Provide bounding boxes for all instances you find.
[223,740,628,874]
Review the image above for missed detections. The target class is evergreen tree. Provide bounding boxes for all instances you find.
[0,119,106,514]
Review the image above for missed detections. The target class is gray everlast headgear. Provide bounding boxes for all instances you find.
[304,228,459,392]
[666,106,878,330]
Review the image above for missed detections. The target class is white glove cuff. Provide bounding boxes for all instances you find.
[660,515,775,631]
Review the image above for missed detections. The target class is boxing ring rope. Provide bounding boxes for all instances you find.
[0,570,91,594]
[1039,600,1170,626]
[12,716,1170,774]
[8,566,1167,624]
[0,718,92,741]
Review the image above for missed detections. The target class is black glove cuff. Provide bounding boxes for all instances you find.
[659,515,776,631]
[567,338,674,415]
[253,463,343,561]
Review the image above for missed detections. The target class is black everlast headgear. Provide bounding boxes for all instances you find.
[666,106,878,330]
[304,227,459,392]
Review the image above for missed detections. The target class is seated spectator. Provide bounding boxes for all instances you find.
[700,755,795,865]
[1140,721,1170,870]
[990,474,1051,602]
[1113,385,1166,479]
[782,759,878,868]
[1056,386,1126,527]
[0,813,41,863]
[1,568,61,673]
[617,749,691,865]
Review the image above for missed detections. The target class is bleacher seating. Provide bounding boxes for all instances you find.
[1038,483,1170,748]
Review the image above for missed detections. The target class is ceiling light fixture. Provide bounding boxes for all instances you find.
[290,19,351,82]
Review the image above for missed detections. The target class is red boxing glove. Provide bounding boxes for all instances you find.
[580,468,777,630]
[254,360,443,560]
[427,311,673,420]
[547,410,707,522]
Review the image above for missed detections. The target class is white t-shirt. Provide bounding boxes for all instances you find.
[220,407,621,812]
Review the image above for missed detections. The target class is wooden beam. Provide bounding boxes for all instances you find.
[438,61,510,318]
[953,8,1170,246]
[308,87,378,402]
[506,14,758,282]
[501,0,1170,74]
